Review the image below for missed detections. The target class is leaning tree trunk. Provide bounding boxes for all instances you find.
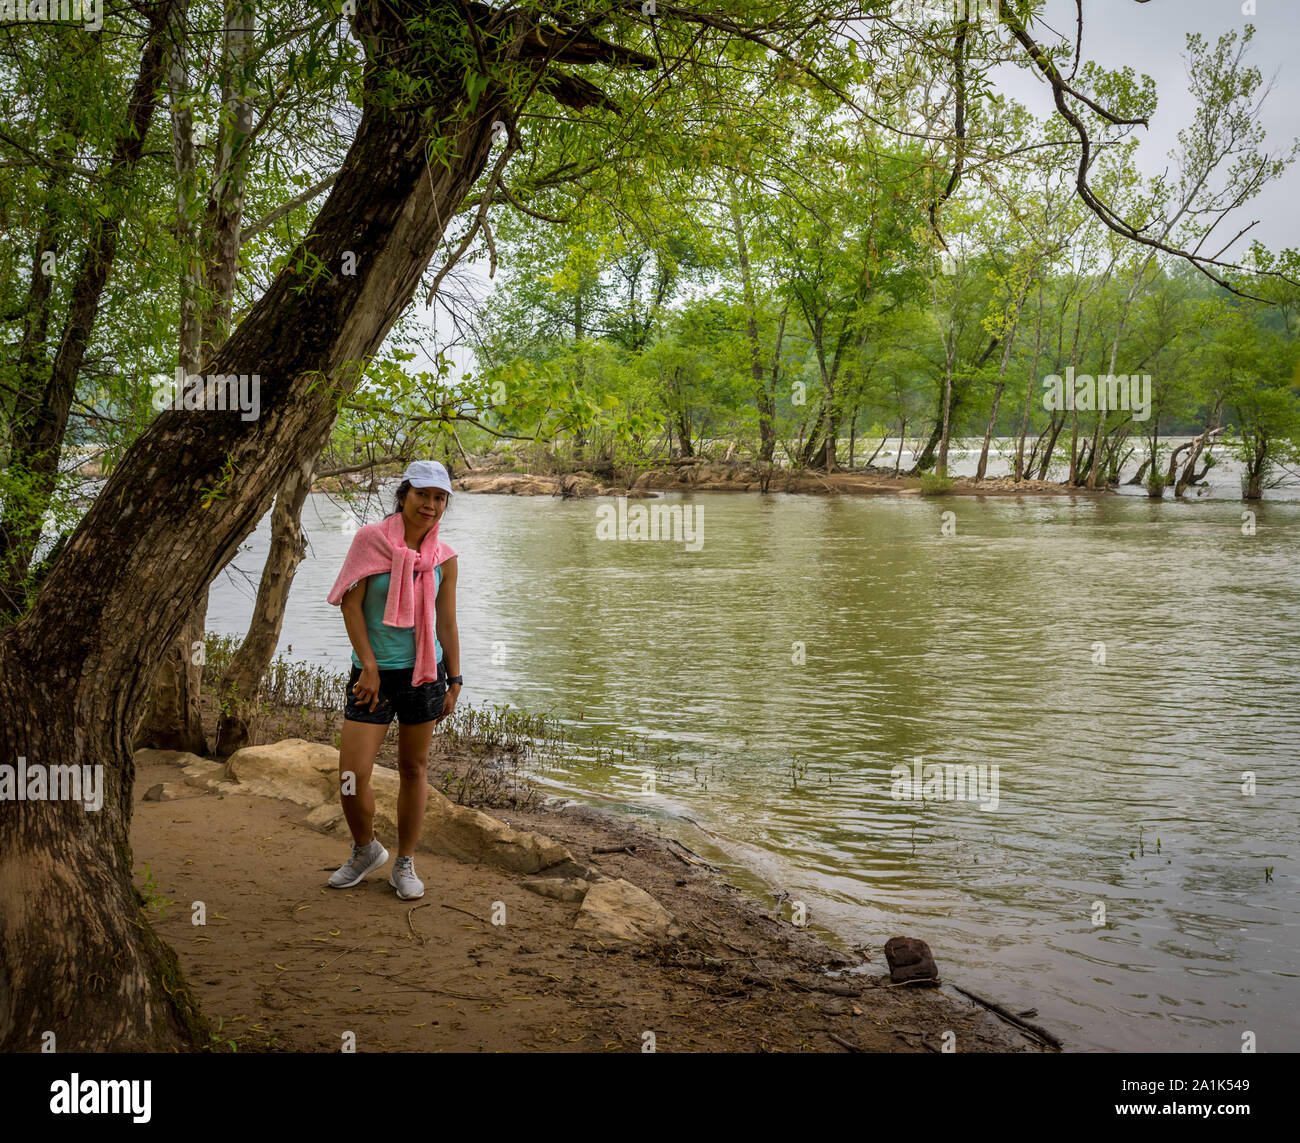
[799,402,824,468]
[1036,412,1066,480]
[0,0,583,1049]
[1174,402,1223,498]
[214,454,317,755]
[975,379,1003,482]
[912,382,962,475]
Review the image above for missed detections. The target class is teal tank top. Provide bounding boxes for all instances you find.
[351,564,442,670]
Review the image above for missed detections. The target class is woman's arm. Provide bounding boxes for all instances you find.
[434,556,460,721]
[341,578,381,711]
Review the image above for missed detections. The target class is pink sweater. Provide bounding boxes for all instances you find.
[326,512,457,686]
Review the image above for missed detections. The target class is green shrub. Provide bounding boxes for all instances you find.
[918,472,955,496]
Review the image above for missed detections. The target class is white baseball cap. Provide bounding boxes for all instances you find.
[403,460,453,494]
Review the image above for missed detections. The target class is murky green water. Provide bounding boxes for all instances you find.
[211,485,1300,1051]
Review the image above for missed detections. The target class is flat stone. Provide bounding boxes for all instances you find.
[573,878,683,944]
[544,858,603,882]
[522,877,590,903]
[181,759,226,790]
[142,781,205,802]
[303,803,345,832]
[222,738,339,808]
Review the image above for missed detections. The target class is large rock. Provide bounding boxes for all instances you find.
[573,878,683,944]
[455,473,560,496]
[138,736,575,876]
[884,936,939,985]
[222,738,339,807]
[367,765,572,874]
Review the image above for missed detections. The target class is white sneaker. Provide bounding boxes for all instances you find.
[327,838,389,888]
[389,856,424,900]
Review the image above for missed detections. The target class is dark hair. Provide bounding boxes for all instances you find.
[390,479,450,517]
[390,479,412,516]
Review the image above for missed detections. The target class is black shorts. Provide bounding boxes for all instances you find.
[344,664,447,726]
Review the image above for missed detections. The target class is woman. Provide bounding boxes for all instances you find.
[323,460,462,900]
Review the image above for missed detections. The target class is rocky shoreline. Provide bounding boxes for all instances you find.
[442,462,1095,500]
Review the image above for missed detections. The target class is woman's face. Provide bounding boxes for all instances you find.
[402,485,448,532]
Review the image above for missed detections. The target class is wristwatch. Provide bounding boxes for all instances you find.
[445,674,463,686]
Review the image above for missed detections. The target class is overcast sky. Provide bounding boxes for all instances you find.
[994,0,1299,253]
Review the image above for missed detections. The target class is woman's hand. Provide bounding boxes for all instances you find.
[353,664,381,711]
[435,682,461,724]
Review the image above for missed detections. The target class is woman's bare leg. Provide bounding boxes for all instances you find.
[338,719,388,846]
[396,720,436,857]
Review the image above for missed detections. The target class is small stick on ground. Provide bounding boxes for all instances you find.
[406,902,432,944]
[592,845,636,855]
[440,903,491,925]
[318,944,362,968]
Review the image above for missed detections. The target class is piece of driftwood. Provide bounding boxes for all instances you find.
[953,984,1063,1049]
[592,844,636,855]
[667,841,718,870]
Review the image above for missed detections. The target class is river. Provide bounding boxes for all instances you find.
[206,458,1300,1052]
